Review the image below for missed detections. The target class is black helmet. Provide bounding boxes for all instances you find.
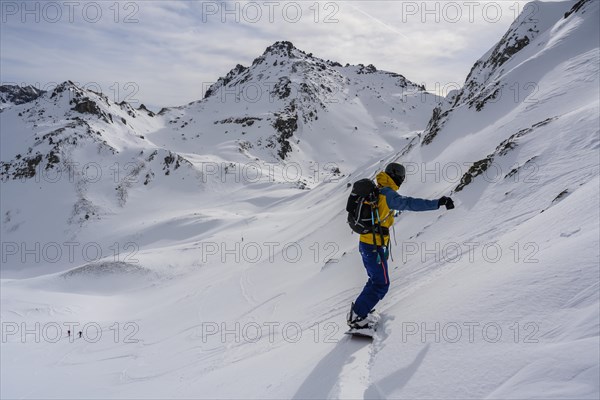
[385,163,406,186]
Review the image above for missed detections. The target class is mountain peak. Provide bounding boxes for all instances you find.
[49,80,88,100]
[261,41,305,59]
[204,42,310,99]
[250,41,313,67]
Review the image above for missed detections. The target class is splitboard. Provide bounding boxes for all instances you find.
[345,326,376,339]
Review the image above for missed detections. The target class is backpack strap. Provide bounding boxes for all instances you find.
[370,193,389,248]
[374,208,386,248]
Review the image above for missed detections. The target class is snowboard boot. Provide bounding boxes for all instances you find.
[347,302,376,329]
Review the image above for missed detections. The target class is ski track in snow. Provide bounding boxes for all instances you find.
[292,336,373,400]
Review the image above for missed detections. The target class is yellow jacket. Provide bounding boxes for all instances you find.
[359,171,440,246]
[359,172,398,246]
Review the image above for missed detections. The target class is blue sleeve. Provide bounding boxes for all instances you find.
[381,187,439,212]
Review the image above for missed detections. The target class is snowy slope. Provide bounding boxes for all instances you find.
[1,1,599,399]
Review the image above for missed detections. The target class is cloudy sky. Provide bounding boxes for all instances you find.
[1,0,543,109]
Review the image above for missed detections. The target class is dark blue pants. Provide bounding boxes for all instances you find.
[353,242,390,317]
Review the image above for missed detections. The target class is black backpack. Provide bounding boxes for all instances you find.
[346,179,380,235]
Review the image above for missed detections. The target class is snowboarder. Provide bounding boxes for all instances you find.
[347,163,455,330]
[67,330,71,337]
[78,331,83,339]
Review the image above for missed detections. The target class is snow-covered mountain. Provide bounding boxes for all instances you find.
[154,40,437,175]
[1,1,599,398]
[0,81,203,277]
[0,84,45,110]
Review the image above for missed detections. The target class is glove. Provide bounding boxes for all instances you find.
[438,196,455,210]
